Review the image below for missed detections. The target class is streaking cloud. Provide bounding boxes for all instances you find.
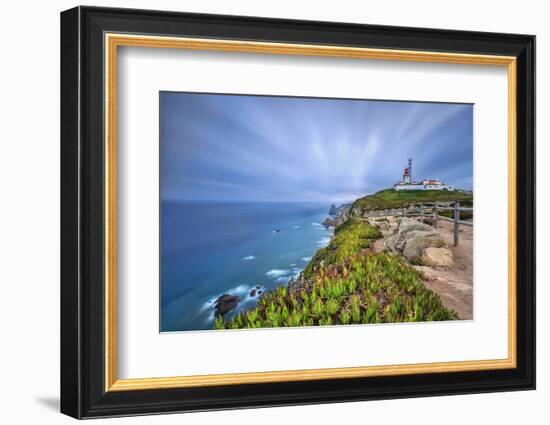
[161,93,473,202]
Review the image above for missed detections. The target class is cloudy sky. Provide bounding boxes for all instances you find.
[160,92,473,203]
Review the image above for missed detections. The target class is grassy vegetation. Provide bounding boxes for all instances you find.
[351,189,473,213]
[303,219,382,279]
[215,220,457,330]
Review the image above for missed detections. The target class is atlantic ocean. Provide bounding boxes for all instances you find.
[160,200,333,332]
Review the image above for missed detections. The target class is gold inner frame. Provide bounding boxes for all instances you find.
[104,33,517,392]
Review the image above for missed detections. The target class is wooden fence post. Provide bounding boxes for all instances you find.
[453,201,460,247]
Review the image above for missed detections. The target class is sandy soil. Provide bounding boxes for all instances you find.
[373,218,473,320]
[417,220,473,319]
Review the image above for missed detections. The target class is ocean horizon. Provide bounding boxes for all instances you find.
[160,200,333,332]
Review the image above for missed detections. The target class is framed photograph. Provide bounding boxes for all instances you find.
[60,6,535,419]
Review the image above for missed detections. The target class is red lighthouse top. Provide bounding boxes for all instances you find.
[403,168,410,176]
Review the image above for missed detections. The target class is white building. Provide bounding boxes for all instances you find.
[393,159,454,191]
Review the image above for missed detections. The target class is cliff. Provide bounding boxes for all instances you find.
[322,202,351,228]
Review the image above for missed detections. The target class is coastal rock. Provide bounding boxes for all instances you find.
[374,221,390,232]
[323,203,353,228]
[385,218,432,252]
[323,204,351,228]
[288,272,307,292]
[322,217,339,228]
[421,247,454,267]
[249,289,257,297]
[214,294,240,317]
[386,221,399,235]
[396,218,434,235]
[402,230,446,260]
[384,234,398,252]
[329,203,351,217]
[384,218,446,261]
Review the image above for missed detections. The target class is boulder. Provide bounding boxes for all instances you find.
[402,230,446,260]
[397,217,434,234]
[385,234,398,252]
[214,294,240,317]
[372,219,392,233]
[383,218,447,261]
[392,219,435,251]
[421,247,454,267]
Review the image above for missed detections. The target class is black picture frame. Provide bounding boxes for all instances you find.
[61,5,536,419]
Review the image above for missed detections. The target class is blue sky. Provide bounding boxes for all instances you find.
[160,92,473,203]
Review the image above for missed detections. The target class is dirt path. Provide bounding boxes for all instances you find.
[415,220,473,319]
[372,218,473,320]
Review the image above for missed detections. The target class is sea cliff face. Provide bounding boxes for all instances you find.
[323,203,351,228]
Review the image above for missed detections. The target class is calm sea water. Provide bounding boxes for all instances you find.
[160,201,333,332]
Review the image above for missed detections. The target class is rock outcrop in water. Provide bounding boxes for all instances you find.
[214,294,240,317]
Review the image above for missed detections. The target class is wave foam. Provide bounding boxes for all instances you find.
[266,269,289,278]
[317,237,331,247]
[227,284,250,296]
[242,255,256,260]
[199,296,218,312]
[291,267,302,278]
